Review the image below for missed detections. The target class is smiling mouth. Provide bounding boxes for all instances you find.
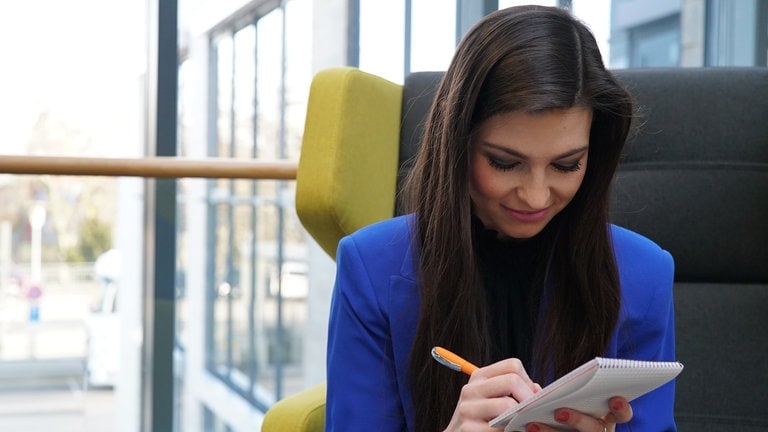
[506,208,549,223]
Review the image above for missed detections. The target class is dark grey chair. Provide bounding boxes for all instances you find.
[609,68,768,431]
[398,67,768,431]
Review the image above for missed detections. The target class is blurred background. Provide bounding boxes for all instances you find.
[0,0,764,431]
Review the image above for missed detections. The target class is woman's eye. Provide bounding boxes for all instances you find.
[488,157,519,171]
[552,161,582,173]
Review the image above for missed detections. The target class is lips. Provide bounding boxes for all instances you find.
[506,207,549,223]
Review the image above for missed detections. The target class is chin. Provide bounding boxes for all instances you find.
[500,224,547,240]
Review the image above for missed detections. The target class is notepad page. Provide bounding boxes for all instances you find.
[489,357,683,432]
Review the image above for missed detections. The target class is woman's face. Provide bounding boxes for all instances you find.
[469,107,592,239]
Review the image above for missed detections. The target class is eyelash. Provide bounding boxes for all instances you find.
[553,161,583,173]
[487,157,583,173]
[487,158,519,171]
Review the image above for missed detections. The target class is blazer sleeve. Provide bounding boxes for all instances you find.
[612,227,677,432]
[325,235,407,431]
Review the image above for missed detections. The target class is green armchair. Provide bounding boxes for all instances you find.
[261,67,406,431]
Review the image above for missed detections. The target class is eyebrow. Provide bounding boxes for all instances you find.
[481,143,589,160]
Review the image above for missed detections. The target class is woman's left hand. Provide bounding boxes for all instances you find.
[524,396,633,432]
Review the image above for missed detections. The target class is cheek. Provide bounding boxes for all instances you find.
[469,160,503,200]
[559,168,588,200]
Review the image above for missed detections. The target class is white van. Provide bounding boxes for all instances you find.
[84,249,121,388]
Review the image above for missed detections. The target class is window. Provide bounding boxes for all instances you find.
[629,14,681,67]
[196,0,312,411]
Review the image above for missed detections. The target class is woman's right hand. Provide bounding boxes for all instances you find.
[444,358,541,432]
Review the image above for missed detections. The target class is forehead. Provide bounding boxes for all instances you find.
[473,108,593,156]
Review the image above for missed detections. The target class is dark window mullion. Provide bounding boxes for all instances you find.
[144,0,178,431]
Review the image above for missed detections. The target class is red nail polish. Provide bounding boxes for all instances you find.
[555,410,570,422]
[611,399,624,411]
[527,424,540,432]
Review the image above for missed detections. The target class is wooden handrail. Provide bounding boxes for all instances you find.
[0,155,297,179]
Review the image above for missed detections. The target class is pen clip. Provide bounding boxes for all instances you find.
[431,347,463,372]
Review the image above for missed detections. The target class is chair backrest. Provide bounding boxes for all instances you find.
[608,68,768,431]
[296,67,768,431]
[296,67,403,258]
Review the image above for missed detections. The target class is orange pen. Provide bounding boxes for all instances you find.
[431,346,479,375]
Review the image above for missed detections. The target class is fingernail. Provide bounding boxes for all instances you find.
[527,424,540,432]
[555,410,570,422]
[611,399,624,411]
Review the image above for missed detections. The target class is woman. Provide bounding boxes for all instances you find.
[326,5,676,432]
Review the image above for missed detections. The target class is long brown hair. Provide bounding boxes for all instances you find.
[401,6,634,431]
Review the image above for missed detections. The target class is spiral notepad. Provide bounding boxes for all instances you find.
[489,357,684,432]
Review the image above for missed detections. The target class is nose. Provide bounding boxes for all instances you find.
[516,172,551,210]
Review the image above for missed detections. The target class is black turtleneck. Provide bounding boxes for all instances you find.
[473,218,544,370]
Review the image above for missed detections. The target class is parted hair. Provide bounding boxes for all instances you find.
[401,5,634,431]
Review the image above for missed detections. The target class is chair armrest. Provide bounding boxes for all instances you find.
[261,382,326,432]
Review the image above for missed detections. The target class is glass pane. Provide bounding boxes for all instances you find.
[212,200,233,371]
[216,34,235,158]
[359,0,405,83]
[610,0,683,69]
[256,9,283,159]
[410,0,456,72]
[284,0,313,161]
[632,18,680,67]
[230,197,254,379]
[707,0,760,66]
[234,26,256,160]
[0,1,146,431]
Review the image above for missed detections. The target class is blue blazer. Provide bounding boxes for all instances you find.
[326,215,676,431]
